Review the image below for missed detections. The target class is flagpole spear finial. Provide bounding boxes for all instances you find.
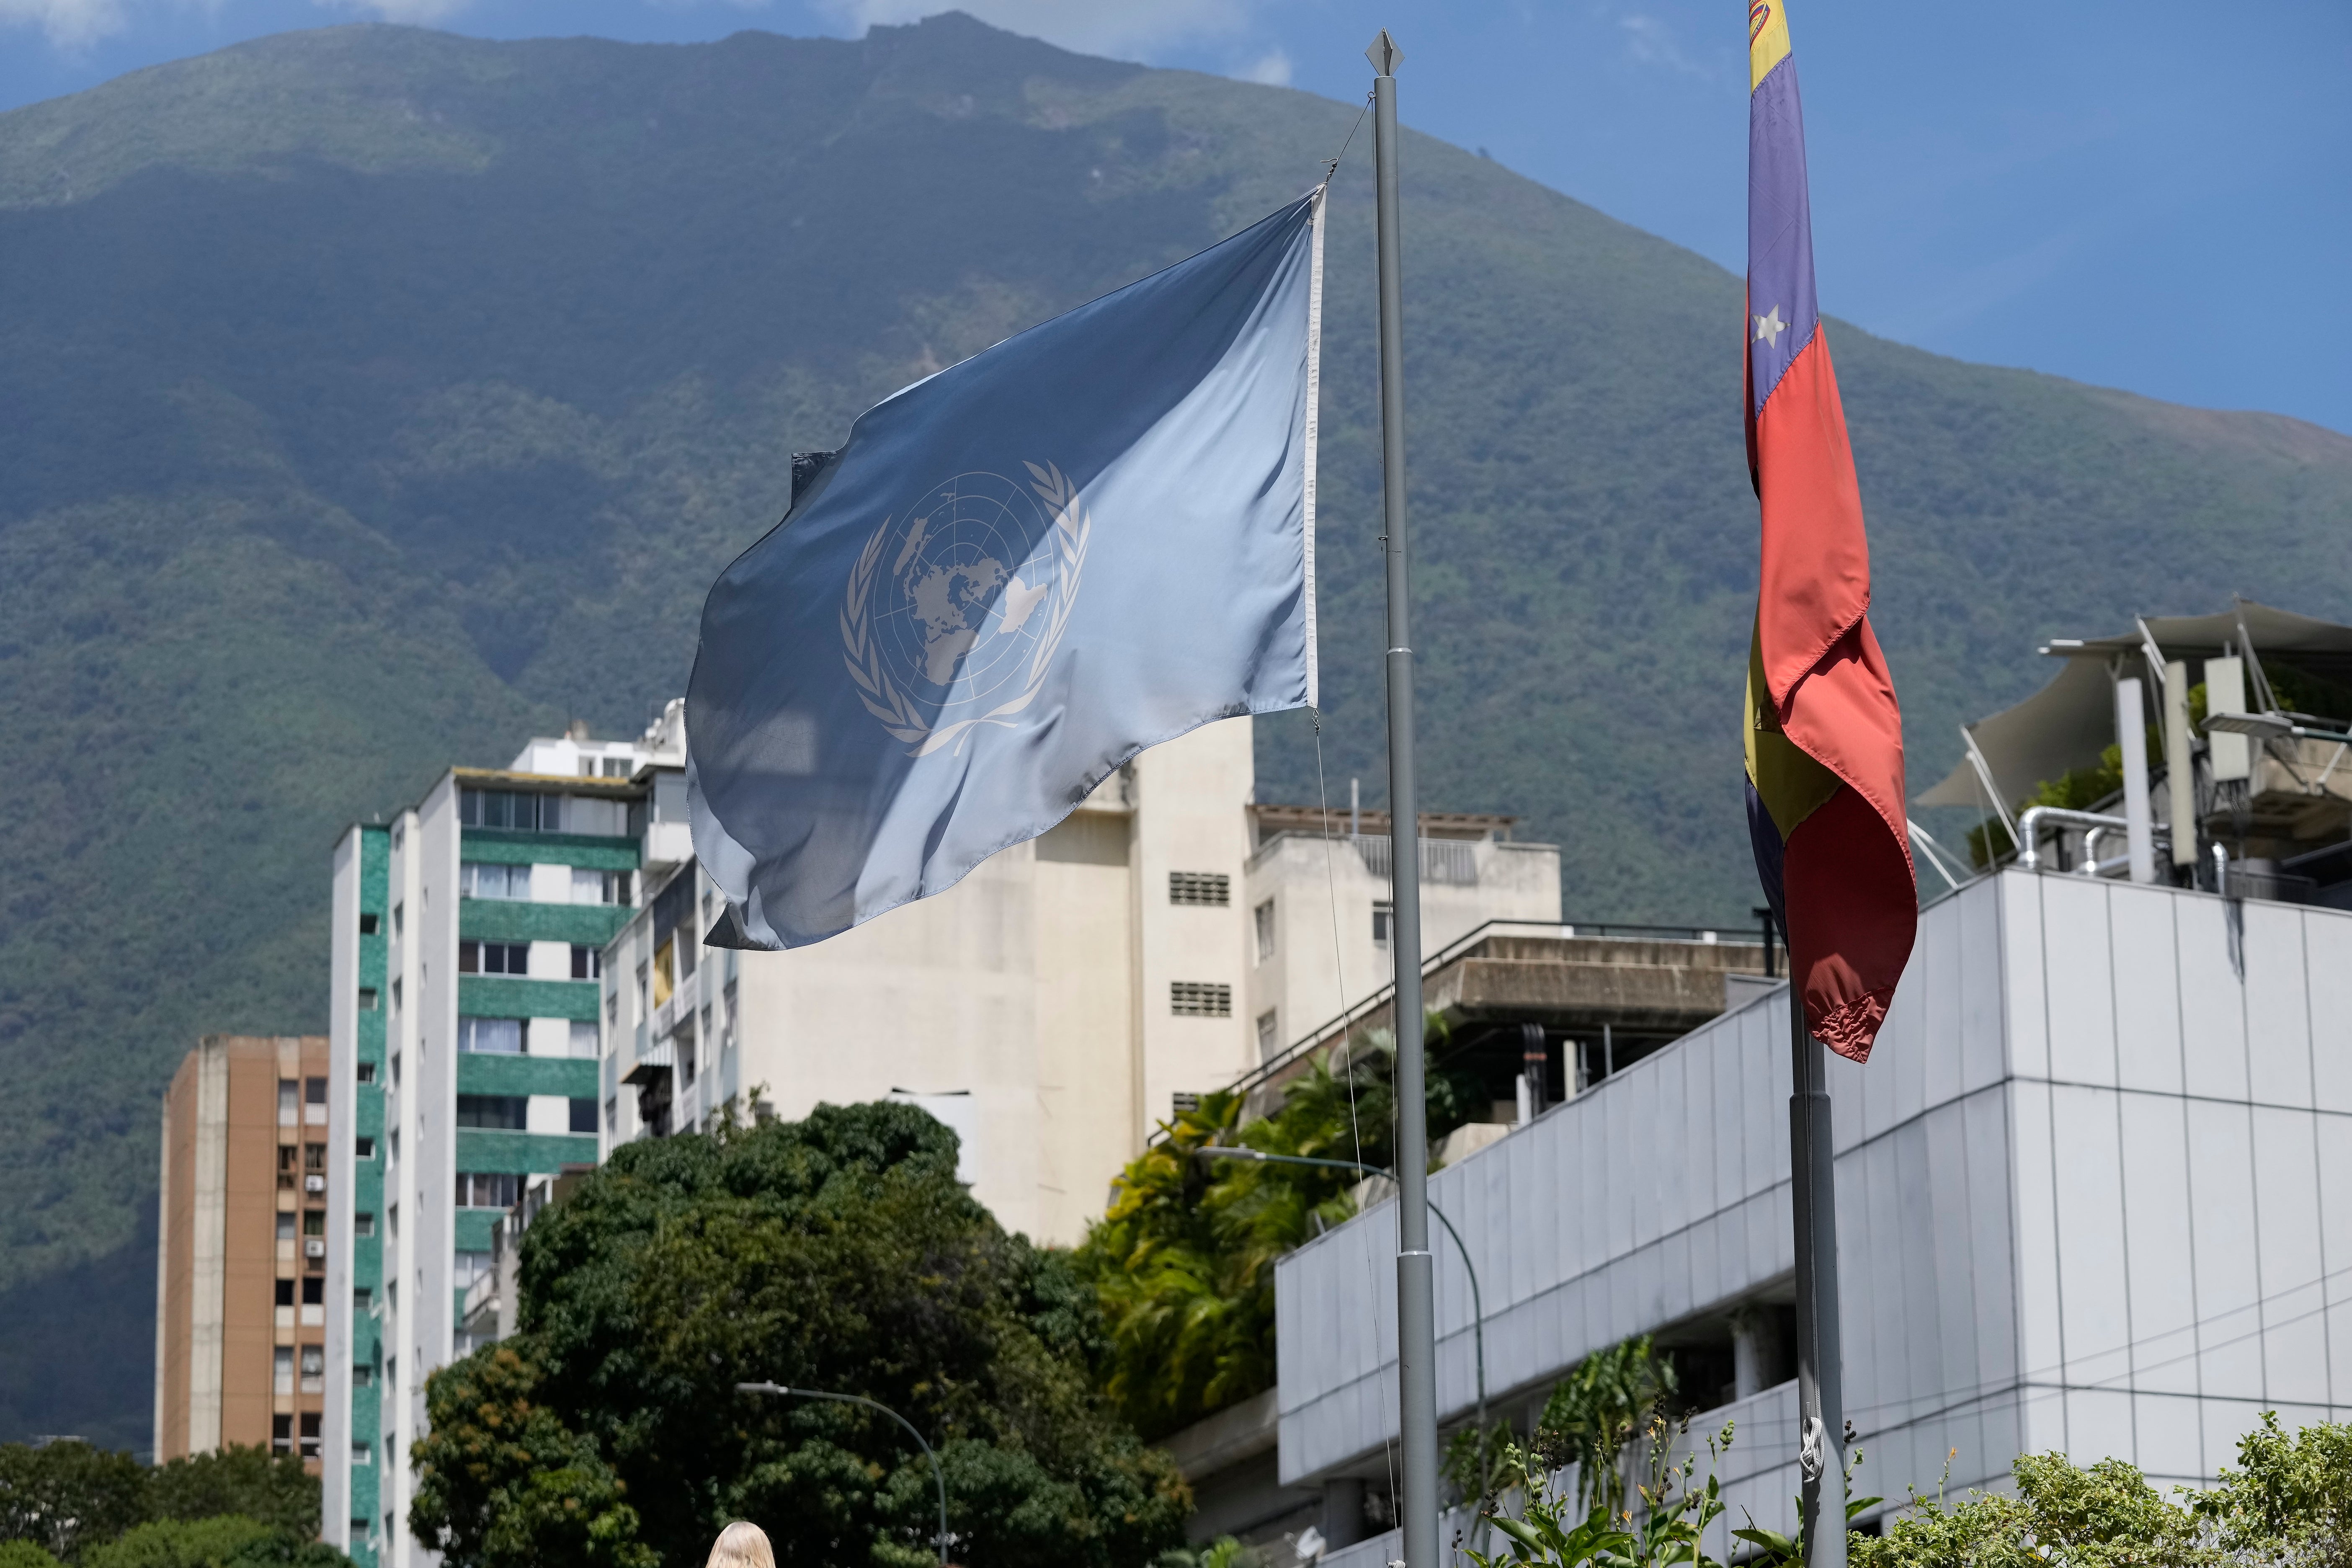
[1365,28,1403,76]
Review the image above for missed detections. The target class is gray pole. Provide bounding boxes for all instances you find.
[1787,995,1847,1567]
[1366,28,1438,1568]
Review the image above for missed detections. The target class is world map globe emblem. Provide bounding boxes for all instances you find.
[843,462,1092,757]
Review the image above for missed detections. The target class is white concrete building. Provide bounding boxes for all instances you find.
[600,713,1561,1247]
[1274,869,2352,1564]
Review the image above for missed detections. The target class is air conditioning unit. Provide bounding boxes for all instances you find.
[304,1175,326,1194]
[305,1239,327,1258]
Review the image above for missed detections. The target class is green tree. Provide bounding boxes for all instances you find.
[1852,1451,2202,1567]
[410,1101,1187,1568]
[144,1451,315,1539]
[0,1443,147,1562]
[1076,1029,1476,1439]
[2190,1412,2352,1567]
[82,1517,346,1568]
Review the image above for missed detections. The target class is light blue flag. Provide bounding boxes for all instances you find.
[689,190,1326,949]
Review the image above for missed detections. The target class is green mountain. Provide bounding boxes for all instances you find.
[3,14,2349,1447]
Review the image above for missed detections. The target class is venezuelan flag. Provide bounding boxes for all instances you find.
[1742,1,1915,1062]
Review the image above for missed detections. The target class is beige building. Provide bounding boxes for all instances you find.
[601,714,1561,1246]
[155,1034,333,1468]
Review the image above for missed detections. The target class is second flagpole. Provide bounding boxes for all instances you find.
[1367,27,1440,1568]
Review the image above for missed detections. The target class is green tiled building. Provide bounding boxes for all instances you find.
[322,729,664,1568]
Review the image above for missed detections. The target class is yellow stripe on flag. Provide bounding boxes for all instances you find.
[1745,622,1841,840]
[1749,1,1792,91]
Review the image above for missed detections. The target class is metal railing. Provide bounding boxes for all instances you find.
[1218,916,1764,1106]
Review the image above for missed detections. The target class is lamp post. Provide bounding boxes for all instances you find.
[735,1382,947,1564]
[1194,1146,1488,1504]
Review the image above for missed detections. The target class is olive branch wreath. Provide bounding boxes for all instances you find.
[840,460,1092,758]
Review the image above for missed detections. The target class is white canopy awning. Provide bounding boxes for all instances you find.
[1914,598,2352,810]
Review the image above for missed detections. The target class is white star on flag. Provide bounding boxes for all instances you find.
[1754,306,1787,347]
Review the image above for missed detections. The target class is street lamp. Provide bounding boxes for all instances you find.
[1193,1147,1490,1500]
[735,1381,947,1564]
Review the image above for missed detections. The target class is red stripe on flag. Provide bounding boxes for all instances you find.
[1781,782,1916,1063]
[1754,331,1872,708]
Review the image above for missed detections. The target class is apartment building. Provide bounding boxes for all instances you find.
[601,713,1561,1247]
[320,722,663,1568]
[154,1034,334,1469]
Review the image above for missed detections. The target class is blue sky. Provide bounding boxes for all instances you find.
[6,0,2349,435]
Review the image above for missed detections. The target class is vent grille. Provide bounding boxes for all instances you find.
[1169,871,1232,906]
[1170,981,1233,1018]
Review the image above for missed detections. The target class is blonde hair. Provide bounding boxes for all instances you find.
[706,1521,775,1568]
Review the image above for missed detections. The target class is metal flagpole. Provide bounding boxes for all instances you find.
[1788,988,1847,1567]
[1367,28,1439,1568]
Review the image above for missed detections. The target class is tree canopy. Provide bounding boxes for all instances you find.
[0,1444,331,1568]
[1074,1030,1477,1439]
[410,1101,1189,1568]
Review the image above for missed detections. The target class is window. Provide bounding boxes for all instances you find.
[459,940,530,975]
[276,1278,295,1308]
[359,912,380,936]
[353,1366,374,1389]
[356,1062,377,1085]
[457,1016,523,1055]
[571,867,624,905]
[304,1078,326,1122]
[352,1442,373,1465]
[459,788,563,833]
[1372,900,1394,947]
[605,991,619,1027]
[302,1212,325,1237]
[571,944,600,980]
[355,1136,375,1159]
[453,1251,493,1289]
[302,1277,323,1305]
[276,1212,297,1241]
[1171,1091,1201,1115]
[277,1081,298,1125]
[456,1094,528,1130]
[1256,1009,1279,1057]
[1169,871,1231,906]
[353,1286,372,1313]
[459,861,533,900]
[273,1349,294,1398]
[303,1142,324,1172]
[358,988,380,1012]
[455,1172,521,1209]
[272,1413,292,1454]
[1254,899,1276,962]
[569,1020,598,1058]
[603,757,630,778]
[1170,981,1233,1018]
[389,979,401,1015]
[570,1097,598,1133]
[299,1410,321,1454]
[355,1212,375,1237]
[604,1096,617,1133]
[392,903,403,937]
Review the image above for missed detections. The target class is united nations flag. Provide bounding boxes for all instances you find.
[689,191,1325,948]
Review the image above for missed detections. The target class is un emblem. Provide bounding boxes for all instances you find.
[842,461,1091,757]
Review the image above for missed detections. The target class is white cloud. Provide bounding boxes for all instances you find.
[810,0,1253,62]
[1617,12,1708,80]
[312,0,476,22]
[0,0,129,48]
[1235,46,1288,86]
